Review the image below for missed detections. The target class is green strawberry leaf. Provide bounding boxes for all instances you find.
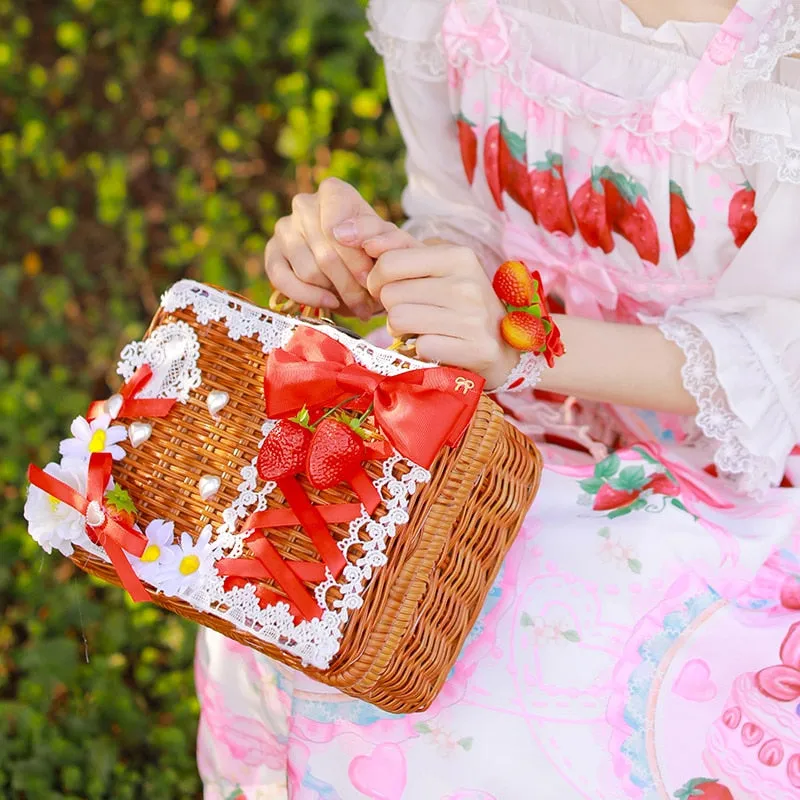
[607,497,647,519]
[614,465,647,492]
[674,778,718,800]
[671,498,692,516]
[580,478,604,495]
[628,558,642,574]
[562,629,581,643]
[546,150,563,167]
[415,722,432,734]
[458,737,474,751]
[499,118,527,163]
[594,454,620,479]
[520,612,534,627]
[457,112,476,127]
[104,485,136,514]
[292,406,311,428]
[597,526,611,538]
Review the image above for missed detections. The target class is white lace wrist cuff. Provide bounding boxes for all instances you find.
[492,351,545,394]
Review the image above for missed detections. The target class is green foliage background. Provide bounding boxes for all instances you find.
[0,1,404,796]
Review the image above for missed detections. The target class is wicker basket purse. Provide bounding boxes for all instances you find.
[24,280,542,713]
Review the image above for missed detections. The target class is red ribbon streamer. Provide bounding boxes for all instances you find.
[87,365,176,422]
[264,327,484,469]
[27,453,151,603]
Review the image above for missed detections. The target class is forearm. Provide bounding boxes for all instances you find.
[538,315,697,415]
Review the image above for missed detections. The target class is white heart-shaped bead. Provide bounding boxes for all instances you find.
[198,475,221,501]
[85,500,106,528]
[207,390,230,417]
[128,422,153,448]
[104,393,124,419]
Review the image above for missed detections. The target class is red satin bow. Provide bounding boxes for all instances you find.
[87,365,176,422]
[756,621,800,701]
[27,453,150,602]
[264,327,484,469]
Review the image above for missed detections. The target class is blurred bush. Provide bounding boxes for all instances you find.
[0,0,404,796]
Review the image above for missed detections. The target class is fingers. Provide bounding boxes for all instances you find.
[367,245,478,302]
[414,333,501,373]
[273,217,333,290]
[361,227,422,259]
[377,277,454,311]
[267,252,339,309]
[385,304,466,339]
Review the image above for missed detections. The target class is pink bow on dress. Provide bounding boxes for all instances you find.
[442,0,511,67]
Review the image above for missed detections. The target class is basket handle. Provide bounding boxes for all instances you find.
[268,290,418,359]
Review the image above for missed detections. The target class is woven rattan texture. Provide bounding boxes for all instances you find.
[68,301,542,713]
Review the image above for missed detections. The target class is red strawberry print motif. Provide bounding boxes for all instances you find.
[729,181,757,248]
[456,113,478,186]
[780,575,800,611]
[306,418,366,490]
[669,180,696,260]
[580,452,692,520]
[674,777,734,800]
[593,483,641,513]
[492,259,535,308]
[572,169,616,254]
[483,122,504,211]
[257,418,312,481]
[530,151,575,236]
[611,173,660,265]
[498,119,536,222]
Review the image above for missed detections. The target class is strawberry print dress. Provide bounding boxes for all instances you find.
[196,2,800,798]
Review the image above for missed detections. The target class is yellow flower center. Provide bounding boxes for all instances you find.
[88,429,107,453]
[48,495,60,511]
[179,554,200,576]
[140,544,160,563]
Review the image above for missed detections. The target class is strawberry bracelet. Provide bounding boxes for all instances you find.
[492,260,565,393]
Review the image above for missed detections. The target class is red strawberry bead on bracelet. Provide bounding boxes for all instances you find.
[492,260,565,394]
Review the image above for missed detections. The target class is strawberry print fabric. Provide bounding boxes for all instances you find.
[196,1,800,797]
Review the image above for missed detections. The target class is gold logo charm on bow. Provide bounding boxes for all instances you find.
[454,377,476,395]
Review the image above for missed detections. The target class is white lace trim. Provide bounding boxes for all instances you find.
[117,321,202,403]
[660,316,779,496]
[493,351,545,393]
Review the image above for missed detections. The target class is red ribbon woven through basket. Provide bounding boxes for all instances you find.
[86,364,176,422]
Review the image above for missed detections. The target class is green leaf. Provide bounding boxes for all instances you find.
[628,559,642,574]
[614,465,647,492]
[562,630,581,643]
[671,498,691,515]
[597,527,610,539]
[104,485,136,515]
[458,737,473,751]
[414,722,432,734]
[594,454,620,479]
[580,478,604,495]
[499,118,527,163]
[520,612,534,627]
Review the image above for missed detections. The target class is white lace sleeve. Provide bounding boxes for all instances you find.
[366,0,505,270]
[658,180,800,495]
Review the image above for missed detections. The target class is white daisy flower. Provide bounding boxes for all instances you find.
[153,527,216,596]
[131,519,179,583]
[59,414,127,462]
[23,461,104,556]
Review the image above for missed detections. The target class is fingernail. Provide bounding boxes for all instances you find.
[333,220,358,245]
[353,303,372,321]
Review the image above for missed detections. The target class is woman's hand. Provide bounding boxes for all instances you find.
[265,178,403,320]
[367,243,520,390]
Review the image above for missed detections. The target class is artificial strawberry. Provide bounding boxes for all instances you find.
[457,114,478,186]
[104,485,137,527]
[499,120,536,221]
[572,171,615,253]
[306,418,366,490]
[593,484,640,512]
[644,473,680,497]
[611,174,660,265]
[674,777,734,800]
[729,181,757,248]
[669,181,695,260]
[493,260,535,308]
[530,151,575,235]
[257,418,312,481]
[484,123,505,211]
[501,311,547,352]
